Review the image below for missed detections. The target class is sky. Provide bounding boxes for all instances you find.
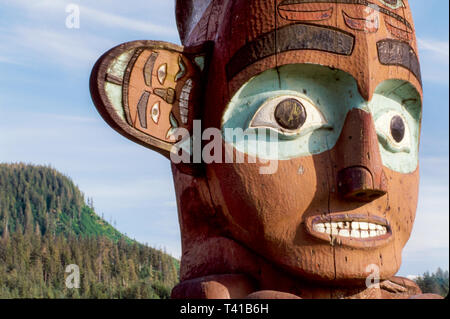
[0,0,448,278]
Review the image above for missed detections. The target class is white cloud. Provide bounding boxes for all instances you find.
[0,26,114,68]
[0,55,23,65]
[0,0,178,68]
[407,275,418,281]
[83,178,175,205]
[79,5,177,36]
[417,38,449,85]
[418,38,450,60]
[2,0,177,36]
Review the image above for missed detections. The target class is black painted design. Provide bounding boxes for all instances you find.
[377,39,422,84]
[144,52,158,87]
[278,0,411,30]
[123,48,144,126]
[137,91,151,129]
[226,23,354,80]
[380,0,404,9]
[105,74,123,86]
[382,0,400,5]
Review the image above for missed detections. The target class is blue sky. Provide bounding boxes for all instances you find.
[0,0,448,277]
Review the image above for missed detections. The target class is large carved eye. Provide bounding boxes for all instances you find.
[249,95,330,138]
[379,0,404,10]
[274,98,307,130]
[375,111,411,153]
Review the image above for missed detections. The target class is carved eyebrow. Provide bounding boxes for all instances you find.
[377,39,422,85]
[137,91,151,128]
[278,0,412,30]
[144,52,159,87]
[226,23,354,81]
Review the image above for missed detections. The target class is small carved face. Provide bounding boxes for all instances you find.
[123,49,197,143]
[92,41,204,156]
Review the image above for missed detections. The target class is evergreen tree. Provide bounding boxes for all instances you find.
[0,163,180,299]
[415,268,449,297]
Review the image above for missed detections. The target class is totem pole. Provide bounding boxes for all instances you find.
[90,0,440,299]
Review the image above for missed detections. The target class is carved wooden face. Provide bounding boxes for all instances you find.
[199,0,422,283]
[90,41,205,156]
[91,0,423,285]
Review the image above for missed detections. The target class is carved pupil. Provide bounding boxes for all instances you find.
[390,115,405,143]
[274,99,307,131]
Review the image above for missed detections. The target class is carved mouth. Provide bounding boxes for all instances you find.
[306,213,392,248]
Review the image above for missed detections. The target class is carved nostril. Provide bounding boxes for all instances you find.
[337,167,386,202]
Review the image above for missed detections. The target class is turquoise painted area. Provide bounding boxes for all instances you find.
[222,64,365,160]
[105,82,125,121]
[369,80,421,173]
[221,64,421,174]
[194,56,205,72]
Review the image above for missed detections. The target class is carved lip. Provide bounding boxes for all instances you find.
[342,10,379,33]
[305,213,392,249]
[278,4,333,22]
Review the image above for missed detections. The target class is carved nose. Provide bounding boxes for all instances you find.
[337,167,386,201]
[335,109,387,202]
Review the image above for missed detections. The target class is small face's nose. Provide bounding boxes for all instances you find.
[334,109,387,202]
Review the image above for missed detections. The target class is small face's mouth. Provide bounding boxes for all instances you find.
[306,213,392,248]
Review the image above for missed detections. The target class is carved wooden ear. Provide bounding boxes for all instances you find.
[90,40,212,159]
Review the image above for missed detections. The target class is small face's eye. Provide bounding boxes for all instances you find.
[379,0,404,10]
[375,111,411,153]
[274,99,307,130]
[390,115,405,143]
[157,64,167,85]
[249,95,330,138]
[151,102,160,124]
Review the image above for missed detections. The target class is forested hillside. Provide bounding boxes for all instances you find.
[0,163,179,298]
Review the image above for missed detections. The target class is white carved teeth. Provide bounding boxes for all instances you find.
[313,221,388,238]
[340,229,350,237]
[361,231,369,239]
[179,78,193,124]
[351,230,360,238]
[359,222,369,230]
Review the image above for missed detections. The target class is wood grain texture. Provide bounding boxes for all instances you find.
[90,0,425,299]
